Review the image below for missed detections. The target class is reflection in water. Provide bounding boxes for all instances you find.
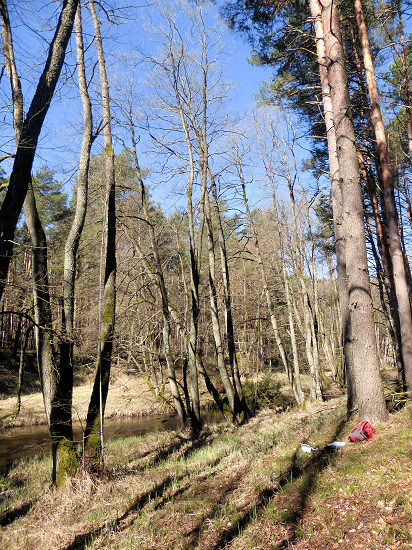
[0,413,182,473]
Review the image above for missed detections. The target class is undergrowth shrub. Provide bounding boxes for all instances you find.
[243,375,291,413]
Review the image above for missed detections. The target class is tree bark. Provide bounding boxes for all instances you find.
[354,0,412,396]
[309,0,356,411]
[208,169,250,421]
[83,0,117,465]
[24,185,77,485]
[0,0,79,301]
[321,0,387,421]
[203,188,237,417]
[1,0,78,485]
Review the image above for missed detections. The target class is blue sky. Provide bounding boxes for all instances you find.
[0,1,272,171]
[1,0,311,216]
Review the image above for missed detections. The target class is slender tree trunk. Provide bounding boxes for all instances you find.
[14,324,33,416]
[165,40,202,430]
[62,5,93,345]
[237,157,304,405]
[280,244,303,401]
[286,172,323,401]
[204,189,237,417]
[50,5,94,483]
[174,222,222,414]
[321,0,387,421]
[83,0,117,465]
[354,0,412,396]
[208,169,250,421]
[127,115,188,426]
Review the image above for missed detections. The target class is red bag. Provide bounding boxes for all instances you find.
[348,421,375,442]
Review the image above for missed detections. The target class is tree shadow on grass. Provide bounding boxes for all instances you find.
[210,417,347,550]
[113,427,216,477]
[64,473,181,549]
[0,499,35,527]
[64,430,217,549]
[183,461,252,549]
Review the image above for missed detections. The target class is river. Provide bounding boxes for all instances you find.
[0,413,182,474]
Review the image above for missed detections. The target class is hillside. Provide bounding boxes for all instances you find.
[1,398,411,549]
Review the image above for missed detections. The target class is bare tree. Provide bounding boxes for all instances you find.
[232,130,304,405]
[143,0,247,422]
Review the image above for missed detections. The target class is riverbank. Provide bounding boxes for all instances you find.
[0,365,170,432]
[1,398,411,549]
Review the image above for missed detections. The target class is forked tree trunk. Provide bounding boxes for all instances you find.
[208,169,250,421]
[24,186,77,485]
[166,39,201,430]
[203,189,237,417]
[286,169,323,401]
[1,0,79,484]
[321,0,387,421]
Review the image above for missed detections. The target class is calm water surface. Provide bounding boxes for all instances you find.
[0,413,181,474]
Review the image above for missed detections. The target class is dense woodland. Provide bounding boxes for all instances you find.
[1,0,412,485]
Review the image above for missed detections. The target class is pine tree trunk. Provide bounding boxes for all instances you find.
[309,0,356,410]
[321,0,387,421]
[354,0,412,396]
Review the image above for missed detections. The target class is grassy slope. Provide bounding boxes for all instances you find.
[1,398,411,550]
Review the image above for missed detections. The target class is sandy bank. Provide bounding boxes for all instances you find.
[0,370,168,431]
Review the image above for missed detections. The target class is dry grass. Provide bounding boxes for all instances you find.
[1,396,411,549]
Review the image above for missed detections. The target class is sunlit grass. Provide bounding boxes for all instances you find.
[1,399,411,549]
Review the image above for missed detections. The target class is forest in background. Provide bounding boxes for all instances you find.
[1,0,412,486]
